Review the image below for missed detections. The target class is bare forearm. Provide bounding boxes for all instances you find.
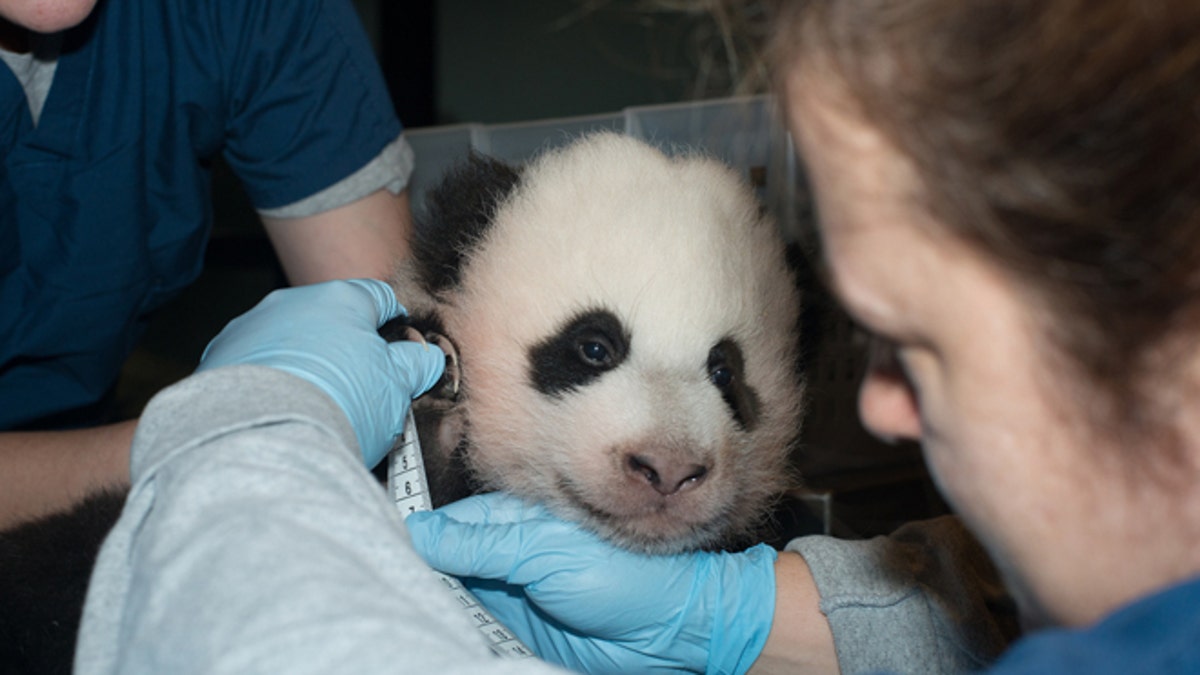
[749,551,841,675]
[0,420,134,529]
[262,189,413,285]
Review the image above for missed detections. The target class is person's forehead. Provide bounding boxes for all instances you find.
[785,68,973,327]
[787,71,931,250]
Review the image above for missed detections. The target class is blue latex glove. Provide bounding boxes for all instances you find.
[197,279,445,467]
[405,492,778,675]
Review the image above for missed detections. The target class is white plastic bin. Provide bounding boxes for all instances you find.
[403,95,802,241]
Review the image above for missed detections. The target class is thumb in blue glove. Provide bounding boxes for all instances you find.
[406,492,777,675]
[197,279,445,467]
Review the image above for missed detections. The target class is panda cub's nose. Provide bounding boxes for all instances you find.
[625,453,709,496]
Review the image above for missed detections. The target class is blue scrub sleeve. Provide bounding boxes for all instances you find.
[212,0,402,210]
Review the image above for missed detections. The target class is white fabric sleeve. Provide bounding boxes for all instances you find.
[74,365,565,675]
[787,516,1021,675]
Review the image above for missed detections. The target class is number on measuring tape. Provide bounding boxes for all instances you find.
[387,411,535,660]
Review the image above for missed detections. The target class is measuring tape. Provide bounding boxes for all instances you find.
[388,410,536,660]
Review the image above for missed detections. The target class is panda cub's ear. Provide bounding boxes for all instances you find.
[412,152,523,296]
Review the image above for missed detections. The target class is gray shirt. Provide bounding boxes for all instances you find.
[75,365,565,674]
[789,518,1019,674]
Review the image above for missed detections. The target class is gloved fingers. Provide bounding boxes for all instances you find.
[406,493,568,578]
[343,278,406,327]
[385,340,446,400]
[406,509,534,583]
[199,280,403,369]
[406,495,595,591]
[460,577,545,638]
[407,496,632,600]
[461,578,624,673]
[464,575,678,675]
[430,492,547,526]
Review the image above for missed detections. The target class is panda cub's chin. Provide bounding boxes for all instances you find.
[548,470,737,554]
[561,495,737,555]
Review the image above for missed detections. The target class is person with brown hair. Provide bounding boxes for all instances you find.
[408,1,1200,672]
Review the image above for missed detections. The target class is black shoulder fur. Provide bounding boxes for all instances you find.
[0,489,126,675]
[411,152,523,295]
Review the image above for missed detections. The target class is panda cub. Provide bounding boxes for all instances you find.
[384,132,805,554]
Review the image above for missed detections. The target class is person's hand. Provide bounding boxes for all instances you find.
[197,279,444,467]
[405,492,777,675]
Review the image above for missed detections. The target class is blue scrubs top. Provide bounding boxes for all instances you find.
[0,0,402,429]
[987,575,1200,673]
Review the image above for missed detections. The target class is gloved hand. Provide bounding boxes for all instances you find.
[197,279,445,468]
[405,492,778,675]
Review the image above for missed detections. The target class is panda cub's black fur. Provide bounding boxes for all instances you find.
[382,132,805,555]
[0,490,125,675]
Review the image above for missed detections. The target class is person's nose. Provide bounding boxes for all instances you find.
[857,339,922,444]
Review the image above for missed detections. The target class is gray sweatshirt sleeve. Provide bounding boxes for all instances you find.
[787,517,1021,675]
[74,365,566,675]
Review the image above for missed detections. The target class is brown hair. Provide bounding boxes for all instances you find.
[770,0,1200,435]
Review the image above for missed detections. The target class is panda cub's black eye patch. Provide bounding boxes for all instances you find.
[708,339,761,431]
[530,309,630,396]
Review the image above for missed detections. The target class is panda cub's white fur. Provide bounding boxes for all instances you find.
[392,132,804,554]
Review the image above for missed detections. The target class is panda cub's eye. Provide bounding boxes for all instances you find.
[707,338,761,431]
[709,364,733,389]
[579,338,613,366]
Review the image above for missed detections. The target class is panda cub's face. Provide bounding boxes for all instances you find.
[410,133,803,554]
